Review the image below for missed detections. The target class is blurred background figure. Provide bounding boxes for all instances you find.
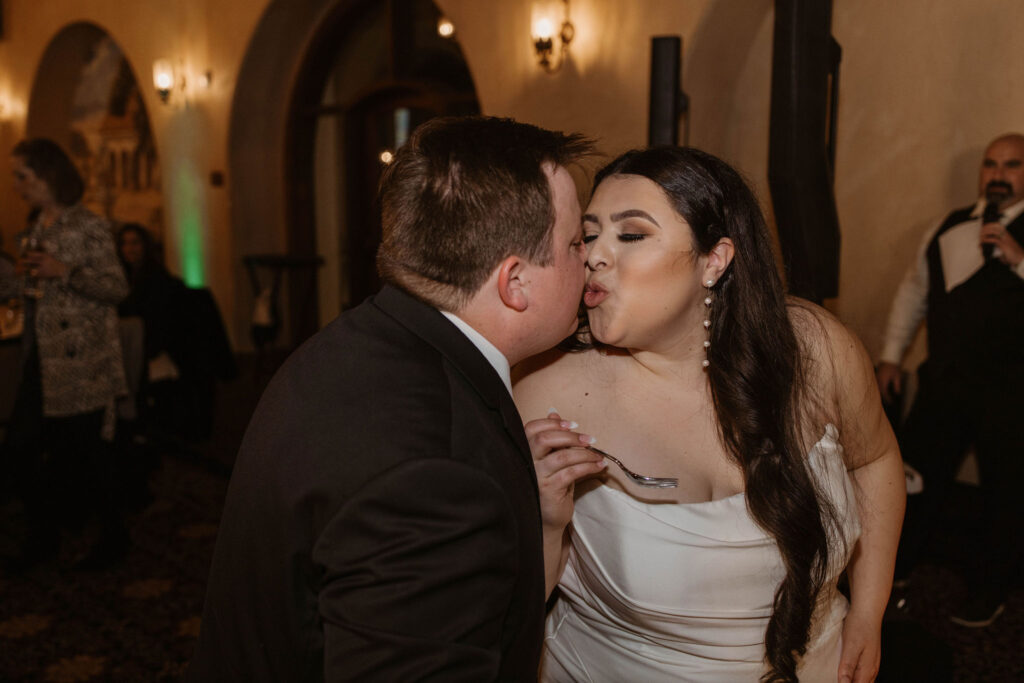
[0,138,130,571]
[116,221,236,445]
[877,133,1024,629]
[113,222,184,507]
[116,222,186,390]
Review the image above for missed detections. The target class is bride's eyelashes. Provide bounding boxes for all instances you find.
[582,232,647,244]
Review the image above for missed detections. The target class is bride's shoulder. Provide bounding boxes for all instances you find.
[513,345,602,388]
[785,297,875,400]
[512,346,609,419]
[786,297,861,361]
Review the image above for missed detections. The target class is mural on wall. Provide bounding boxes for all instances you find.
[67,37,162,239]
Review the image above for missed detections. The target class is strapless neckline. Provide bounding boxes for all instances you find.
[595,423,841,509]
[541,423,858,682]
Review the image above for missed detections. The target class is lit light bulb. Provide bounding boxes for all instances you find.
[533,17,554,40]
[153,59,175,102]
[437,18,455,38]
[379,150,395,164]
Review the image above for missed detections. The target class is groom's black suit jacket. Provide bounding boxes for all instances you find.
[187,285,545,682]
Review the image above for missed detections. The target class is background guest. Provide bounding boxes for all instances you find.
[0,138,129,570]
[116,223,187,383]
[878,133,1024,628]
[115,221,236,442]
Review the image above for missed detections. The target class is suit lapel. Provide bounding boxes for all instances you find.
[372,286,533,470]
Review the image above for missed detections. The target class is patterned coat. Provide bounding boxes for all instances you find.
[1,205,129,418]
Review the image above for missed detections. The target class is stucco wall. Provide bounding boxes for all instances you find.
[832,0,1024,357]
[1,0,1022,359]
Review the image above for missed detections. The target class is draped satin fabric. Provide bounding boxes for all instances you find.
[542,425,861,682]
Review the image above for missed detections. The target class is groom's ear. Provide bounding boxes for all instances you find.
[496,255,529,312]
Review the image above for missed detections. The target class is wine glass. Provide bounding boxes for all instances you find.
[19,234,44,299]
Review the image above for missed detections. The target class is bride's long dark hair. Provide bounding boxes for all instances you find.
[580,147,836,682]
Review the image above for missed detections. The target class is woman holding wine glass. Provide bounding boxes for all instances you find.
[0,138,130,570]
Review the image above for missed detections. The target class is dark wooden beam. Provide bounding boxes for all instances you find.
[768,0,842,303]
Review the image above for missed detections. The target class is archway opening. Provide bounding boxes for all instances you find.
[229,0,479,351]
[286,0,480,342]
[26,23,162,239]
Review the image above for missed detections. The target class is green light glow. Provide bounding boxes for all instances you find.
[164,106,209,289]
[173,162,206,287]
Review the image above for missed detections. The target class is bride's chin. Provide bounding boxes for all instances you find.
[588,326,615,347]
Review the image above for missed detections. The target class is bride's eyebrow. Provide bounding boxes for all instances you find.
[610,209,660,226]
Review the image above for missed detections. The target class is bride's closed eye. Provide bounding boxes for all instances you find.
[582,232,647,244]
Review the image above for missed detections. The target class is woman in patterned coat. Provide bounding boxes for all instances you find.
[1,138,129,569]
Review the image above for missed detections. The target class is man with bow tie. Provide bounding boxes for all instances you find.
[877,133,1024,629]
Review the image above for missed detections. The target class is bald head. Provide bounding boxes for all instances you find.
[989,133,1024,148]
[980,133,1024,208]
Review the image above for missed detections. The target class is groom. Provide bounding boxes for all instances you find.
[187,117,593,681]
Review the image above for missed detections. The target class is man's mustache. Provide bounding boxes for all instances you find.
[986,180,1013,199]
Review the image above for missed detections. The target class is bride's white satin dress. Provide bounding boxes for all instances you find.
[541,425,860,682]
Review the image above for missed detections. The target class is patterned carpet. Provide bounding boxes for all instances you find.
[0,369,1021,681]
[0,449,224,682]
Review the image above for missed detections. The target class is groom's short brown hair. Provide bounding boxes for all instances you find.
[377,116,593,311]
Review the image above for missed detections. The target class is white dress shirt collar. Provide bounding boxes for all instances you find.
[440,311,513,396]
[969,196,1024,222]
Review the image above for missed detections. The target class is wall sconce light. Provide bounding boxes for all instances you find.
[153,59,175,103]
[0,90,24,122]
[437,17,455,39]
[152,59,213,105]
[532,0,574,73]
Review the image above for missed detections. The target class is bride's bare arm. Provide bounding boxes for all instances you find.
[799,306,905,683]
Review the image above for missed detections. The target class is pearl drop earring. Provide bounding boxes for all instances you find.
[702,279,714,369]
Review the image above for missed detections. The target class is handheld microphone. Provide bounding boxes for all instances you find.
[982,190,1008,261]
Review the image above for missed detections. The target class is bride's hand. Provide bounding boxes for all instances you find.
[525,412,606,532]
[837,609,881,683]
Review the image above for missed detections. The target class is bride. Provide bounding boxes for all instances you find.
[514,147,904,682]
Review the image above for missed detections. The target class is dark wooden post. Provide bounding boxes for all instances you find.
[768,0,842,302]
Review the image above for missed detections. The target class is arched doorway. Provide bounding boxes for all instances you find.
[286,0,479,342]
[26,23,162,237]
[230,0,479,350]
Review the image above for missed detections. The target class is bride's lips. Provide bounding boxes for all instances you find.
[583,281,608,308]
